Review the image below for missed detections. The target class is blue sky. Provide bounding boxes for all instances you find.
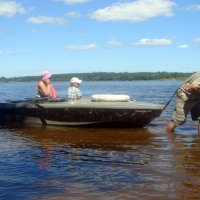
[0,0,200,77]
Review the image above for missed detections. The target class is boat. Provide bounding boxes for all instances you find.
[0,94,164,128]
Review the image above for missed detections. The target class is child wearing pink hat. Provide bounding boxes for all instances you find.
[36,70,58,99]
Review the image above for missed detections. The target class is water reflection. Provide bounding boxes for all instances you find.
[15,125,153,149]
[167,133,200,200]
[13,126,154,169]
[1,81,200,200]
[0,126,158,199]
[1,123,200,199]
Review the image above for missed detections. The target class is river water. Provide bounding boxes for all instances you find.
[0,81,200,200]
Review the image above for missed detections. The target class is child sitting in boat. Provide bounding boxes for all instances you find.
[68,77,82,99]
[36,70,58,99]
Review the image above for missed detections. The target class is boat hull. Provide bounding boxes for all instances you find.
[0,98,164,128]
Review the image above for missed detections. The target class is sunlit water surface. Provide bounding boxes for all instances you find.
[0,81,200,200]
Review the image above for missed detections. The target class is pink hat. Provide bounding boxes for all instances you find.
[41,70,52,80]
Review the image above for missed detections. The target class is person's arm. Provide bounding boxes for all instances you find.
[188,83,200,94]
[76,88,82,99]
[38,80,51,97]
[68,87,76,99]
[49,84,58,98]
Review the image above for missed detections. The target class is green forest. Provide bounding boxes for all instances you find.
[0,72,194,82]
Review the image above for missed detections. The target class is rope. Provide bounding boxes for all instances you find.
[163,72,200,111]
[35,103,47,125]
[162,89,177,111]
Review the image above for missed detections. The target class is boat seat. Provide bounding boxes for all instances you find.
[91,94,130,102]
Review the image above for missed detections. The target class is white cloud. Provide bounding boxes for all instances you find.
[107,38,123,46]
[0,50,13,55]
[186,4,200,11]
[194,38,200,43]
[0,0,27,17]
[65,11,81,18]
[65,43,99,50]
[179,44,189,49]
[135,38,172,46]
[27,16,65,25]
[0,50,29,56]
[91,0,176,22]
[56,0,93,5]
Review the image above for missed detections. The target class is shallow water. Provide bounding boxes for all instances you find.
[0,81,200,200]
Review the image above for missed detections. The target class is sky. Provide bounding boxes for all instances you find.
[0,0,200,77]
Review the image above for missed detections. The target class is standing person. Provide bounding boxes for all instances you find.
[167,72,200,133]
[68,77,82,100]
[37,70,58,99]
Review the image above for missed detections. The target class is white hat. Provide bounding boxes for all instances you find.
[70,77,82,84]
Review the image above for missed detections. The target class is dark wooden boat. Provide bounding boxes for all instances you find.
[0,96,164,128]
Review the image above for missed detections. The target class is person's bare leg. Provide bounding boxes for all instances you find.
[167,121,176,133]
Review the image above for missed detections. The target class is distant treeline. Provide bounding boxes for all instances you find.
[0,72,194,82]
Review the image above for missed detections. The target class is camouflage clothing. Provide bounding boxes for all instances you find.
[172,89,199,125]
[172,72,200,125]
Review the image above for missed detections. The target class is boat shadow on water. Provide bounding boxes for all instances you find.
[4,125,154,151]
